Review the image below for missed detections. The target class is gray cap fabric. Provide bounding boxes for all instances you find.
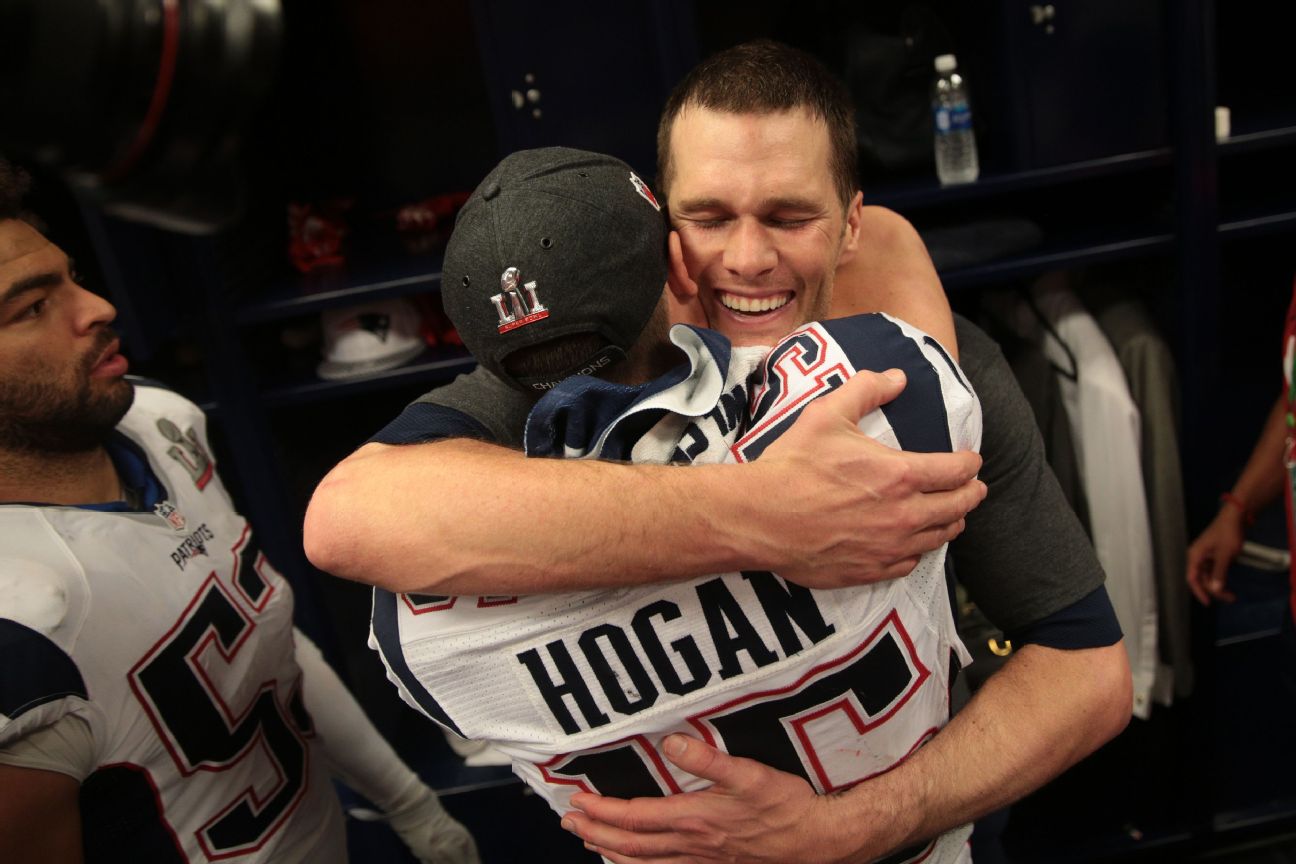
[440,147,668,392]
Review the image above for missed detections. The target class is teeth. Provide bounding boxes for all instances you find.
[719,292,791,314]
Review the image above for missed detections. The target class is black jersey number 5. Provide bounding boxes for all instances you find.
[129,537,309,859]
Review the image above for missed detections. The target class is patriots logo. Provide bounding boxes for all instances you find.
[356,313,392,341]
[630,172,660,211]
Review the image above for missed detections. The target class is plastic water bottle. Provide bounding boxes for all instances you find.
[932,54,979,185]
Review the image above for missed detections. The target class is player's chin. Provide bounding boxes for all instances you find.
[88,377,136,427]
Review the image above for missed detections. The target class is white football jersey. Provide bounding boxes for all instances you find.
[373,315,981,863]
[0,384,345,863]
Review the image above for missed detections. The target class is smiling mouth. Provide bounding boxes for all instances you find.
[717,291,792,316]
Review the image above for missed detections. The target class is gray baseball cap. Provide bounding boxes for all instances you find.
[439,147,668,392]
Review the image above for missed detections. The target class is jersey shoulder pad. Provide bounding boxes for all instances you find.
[126,380,204,423]
[0,551,84,643]
[0,552,91,744]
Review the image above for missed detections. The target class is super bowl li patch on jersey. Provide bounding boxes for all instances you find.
[157,417,214,489]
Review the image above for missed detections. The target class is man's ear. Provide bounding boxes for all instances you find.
[837,190,865,267]
[665,230,709,327]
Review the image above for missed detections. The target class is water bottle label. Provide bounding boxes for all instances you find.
[949,103,973,131]
[934,107,951,132]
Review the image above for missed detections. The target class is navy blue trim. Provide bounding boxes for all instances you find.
[370,402,493,446]
[923,334,973,395]
[125,375,174,392]
[105,432,167,510]
[817,315,954,454]
[76,500,137,513]
[0,618,87,718]
[525,347,703,460]
[1005,587,1123,649]
[369,590,465,737]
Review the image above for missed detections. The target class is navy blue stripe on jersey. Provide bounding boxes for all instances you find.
[526,377,654,459]
[370,402,493,446]
[106,432,168,510]
[923,335,973,396]
[0,618,87,719]
[526,334,713,460]
[1005,586,1123,649]
[819,315,954,454]
[370,590,465,737]
[126,375,176,393]
[81,764,185,863]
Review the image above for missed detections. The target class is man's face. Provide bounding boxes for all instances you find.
[666,107,859,347]
[0,219,133,453]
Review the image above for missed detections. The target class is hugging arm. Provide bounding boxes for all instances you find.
[304,206,983,596]
[830,206,957,358]
[304,371,984,596]
[563,639,1129,864]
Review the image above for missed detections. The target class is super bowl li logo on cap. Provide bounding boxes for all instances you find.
[492,266,550,333]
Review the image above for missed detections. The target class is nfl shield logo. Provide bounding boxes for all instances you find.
[155,500,187,532]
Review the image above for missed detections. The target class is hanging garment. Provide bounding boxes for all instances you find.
[976,313,1091,536]
[1086,287,1193,701]
[985,274,1160,719]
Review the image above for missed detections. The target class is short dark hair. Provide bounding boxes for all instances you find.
[0,157,32,221]
[656,39,859,209]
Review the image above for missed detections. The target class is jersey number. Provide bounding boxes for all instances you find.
[736,327,848,462]
[129,532,309,859]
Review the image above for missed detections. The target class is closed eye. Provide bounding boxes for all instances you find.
[677,214,731,231]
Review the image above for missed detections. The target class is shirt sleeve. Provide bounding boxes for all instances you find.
[369,402,493,445]
[371,366,533,448]
[1004,586,1123,649]
[949,315,1108,633]
[0,713,96,781]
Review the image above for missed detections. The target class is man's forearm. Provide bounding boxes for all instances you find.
[307,439,795,595]
[831,642,1132,860]
[305,371,985,596]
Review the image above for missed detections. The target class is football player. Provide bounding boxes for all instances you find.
[0,158,478,864]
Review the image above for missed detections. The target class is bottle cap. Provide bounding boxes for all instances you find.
[1215,105,1231,142]
[935,54,958,73]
